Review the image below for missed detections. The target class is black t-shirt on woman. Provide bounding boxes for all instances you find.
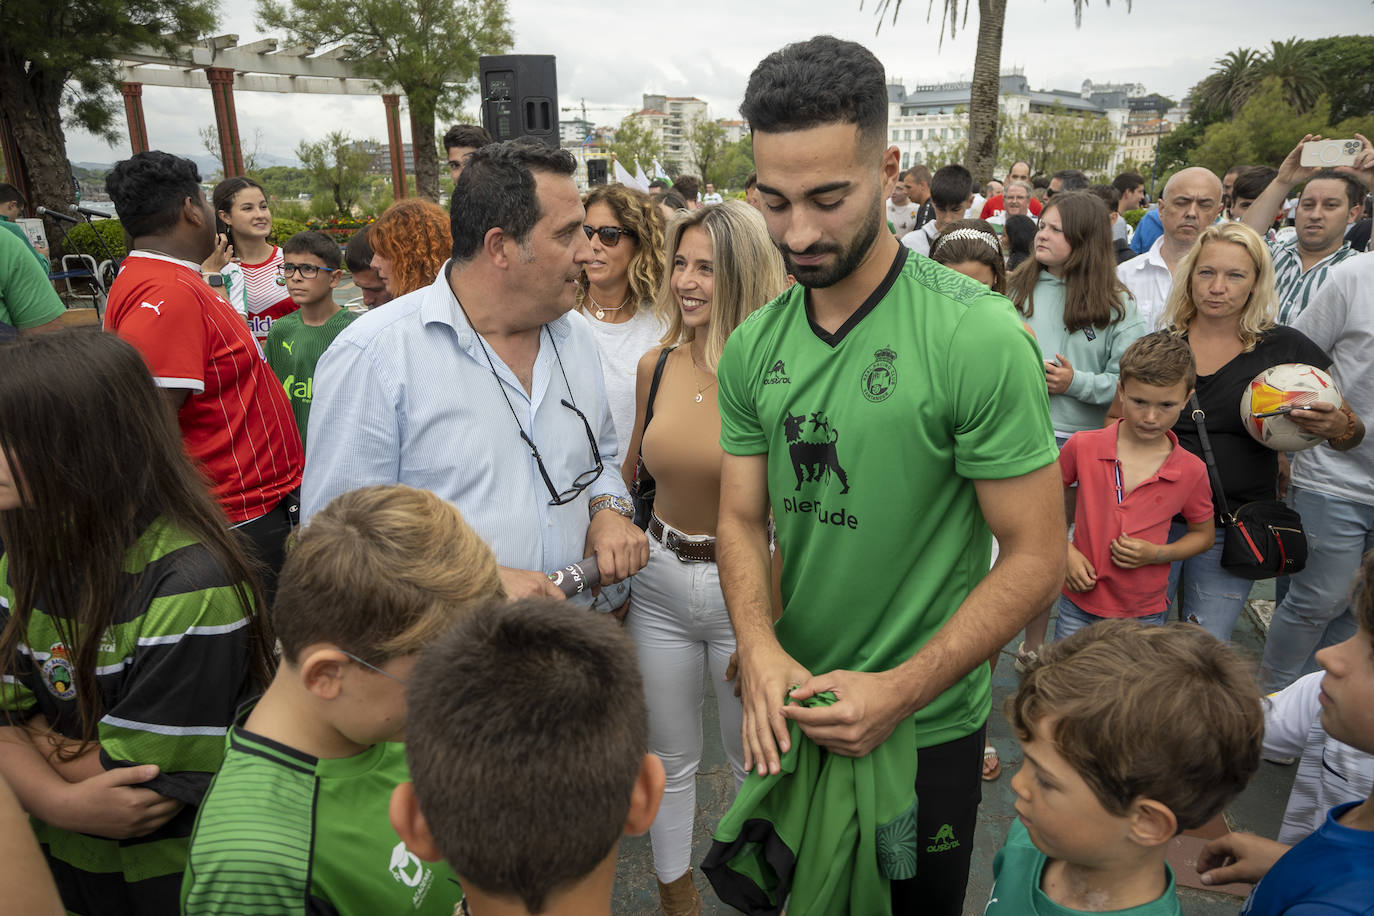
[1172,325,1331,514]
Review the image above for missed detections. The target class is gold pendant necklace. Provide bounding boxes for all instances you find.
[691,353,717,404]
[586,291,627,321]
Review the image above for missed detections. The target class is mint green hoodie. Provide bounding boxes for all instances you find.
[1020,272,1146,436]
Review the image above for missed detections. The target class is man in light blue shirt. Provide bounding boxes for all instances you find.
[303,140,648,605]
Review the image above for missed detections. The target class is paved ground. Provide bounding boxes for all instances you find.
[611,584,1293,915]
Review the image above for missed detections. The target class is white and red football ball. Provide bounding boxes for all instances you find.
[1240,363,1343,451]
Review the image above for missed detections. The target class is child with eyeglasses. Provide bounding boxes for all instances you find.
[181,484,505,916]
[264,231,356,452]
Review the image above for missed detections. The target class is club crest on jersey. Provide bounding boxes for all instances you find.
[42,643,76,700]
[861,346,897,402]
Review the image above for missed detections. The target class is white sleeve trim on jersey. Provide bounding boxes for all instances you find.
[135,618,251,647]
[152,376,206,393]
[1263,672,1323,758]
[98,715,230,737]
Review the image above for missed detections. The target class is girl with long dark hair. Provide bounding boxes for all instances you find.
[1009,191,1147,665]
[204,176,298,344]
[0,330,272,915]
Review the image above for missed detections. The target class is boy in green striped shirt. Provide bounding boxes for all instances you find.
[265,231,357,451]
[181,485,504,916]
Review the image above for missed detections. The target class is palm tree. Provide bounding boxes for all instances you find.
[1191,48,1264,123]
[1262,38,1323,113]
[870,1,1127,184]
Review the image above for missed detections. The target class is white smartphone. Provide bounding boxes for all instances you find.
[1300,139,1361,168]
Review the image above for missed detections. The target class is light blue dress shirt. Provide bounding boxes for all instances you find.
[302,263,631,581]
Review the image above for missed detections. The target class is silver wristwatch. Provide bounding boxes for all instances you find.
[589,494,634,520]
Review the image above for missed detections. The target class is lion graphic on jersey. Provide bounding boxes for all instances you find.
[784,410,849,494]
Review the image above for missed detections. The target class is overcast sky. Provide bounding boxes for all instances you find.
[64,0,1373,164]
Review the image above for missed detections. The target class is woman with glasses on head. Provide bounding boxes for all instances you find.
[620,201,786,916]
[577,184,667,459]
[0,330,271,916]
[203,177,297,345]
[367,199,452,299]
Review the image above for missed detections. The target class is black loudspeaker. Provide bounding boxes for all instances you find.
[479,55,559,147]
[586,159,609,185]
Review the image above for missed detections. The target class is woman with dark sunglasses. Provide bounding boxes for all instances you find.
[620,201,787,915]
[576,184,668,458]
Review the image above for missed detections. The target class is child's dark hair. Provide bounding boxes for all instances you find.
[930,164,974,209]
[1118,330,1197,392]
[929,218,1008,294]
[211,176,267,248]
[1233,166,1278,206]
[1356,550,1374,639]
[0,183,23,207]
[405,597,648,913]
[1009,191,1127,333]
[1004,214,1037,271]
[344,225,375,274]
[442,124,493,151]
[1009,620,1262,831]
[282,230,342,271]
[105,151,204,238]
[272,485,501,666]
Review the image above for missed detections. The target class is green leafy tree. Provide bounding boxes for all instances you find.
[255,165,315,201]
[687,119,728,190]
[297,131,372,214]
[607,117,663,177]
[869,0,1128,184]
[1189,78,1329,175]
[258,0,512,203]
[1306,36,1374,124]
[709,135,754,190]
[0,0,214,239]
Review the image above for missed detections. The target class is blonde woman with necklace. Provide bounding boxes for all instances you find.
[621,201,786,915]
[576,184,667,458]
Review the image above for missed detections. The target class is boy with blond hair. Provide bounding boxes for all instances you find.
[987,620,1263,914]
[181,484,503,915]
[1058,332,1215,639]
[390,598,665,916]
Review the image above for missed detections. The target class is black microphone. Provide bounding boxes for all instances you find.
[36,206,77,223]
[68,204,110,220]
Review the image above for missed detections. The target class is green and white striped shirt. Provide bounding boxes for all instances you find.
[0,518,257,915]
[1270,238,1358,326]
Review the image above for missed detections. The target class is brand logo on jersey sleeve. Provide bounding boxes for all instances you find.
[42,643,76,700]
[861,346,898,402]
[763,360,791,385]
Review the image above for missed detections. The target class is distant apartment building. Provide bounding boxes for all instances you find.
[886,72,1132,175]
[1122,118,1175,172]
[350,140,415,175]
[625,94,708,175]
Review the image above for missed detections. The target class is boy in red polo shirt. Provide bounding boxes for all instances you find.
[1057,332,1215,640]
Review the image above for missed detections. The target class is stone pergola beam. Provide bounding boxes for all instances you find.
[114,67,396,96]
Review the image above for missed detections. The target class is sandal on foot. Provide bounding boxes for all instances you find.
[982,744,1002,781]
[1013,641,1041,674]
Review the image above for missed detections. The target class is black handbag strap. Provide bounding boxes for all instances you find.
[642,346,674,435]
[1189,393,1233,520]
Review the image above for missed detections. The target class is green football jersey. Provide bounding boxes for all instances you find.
[181,714,461,916]
[0,517,257,915]
[717,248,1057,748]
[265,308,358,451]
[985,820,1182,915]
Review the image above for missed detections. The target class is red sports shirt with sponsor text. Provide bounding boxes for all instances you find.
[105,251,303,523]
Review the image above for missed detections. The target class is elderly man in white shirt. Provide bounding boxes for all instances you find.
[1117,167,1224,330]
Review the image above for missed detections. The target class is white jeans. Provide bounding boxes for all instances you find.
[627,526,747,883]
